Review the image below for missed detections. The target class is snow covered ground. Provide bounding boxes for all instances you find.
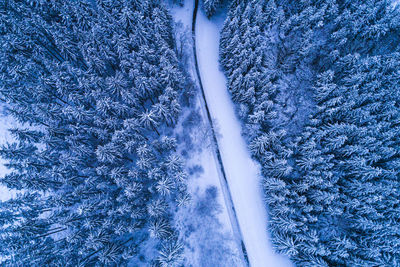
[194,3,293,267]
[169,1,244,265]
[173,110,242,265]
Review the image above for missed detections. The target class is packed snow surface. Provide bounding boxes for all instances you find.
[195,5,292,267]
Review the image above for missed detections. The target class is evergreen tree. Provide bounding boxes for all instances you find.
[0,0,189,265]
[220,0,400,265]
[202,0,224,17]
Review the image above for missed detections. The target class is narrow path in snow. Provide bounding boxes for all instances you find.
[192,1,292,267]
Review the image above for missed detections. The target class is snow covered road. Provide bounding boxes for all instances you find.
[169,1,248,265]
[193,2,292,267]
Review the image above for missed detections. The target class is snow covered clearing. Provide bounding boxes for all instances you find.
[173,112,242,265]
[194,3,292,267]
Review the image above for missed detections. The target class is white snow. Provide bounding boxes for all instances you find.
[195,5,293,267]
[169,1,244,265]
[174,122,243,265]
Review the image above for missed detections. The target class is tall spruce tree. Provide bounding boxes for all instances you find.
[202,0,224,17]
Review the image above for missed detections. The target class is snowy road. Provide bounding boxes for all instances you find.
[191,1,249,266]
[192,1,292,267]
[169,1,248,265]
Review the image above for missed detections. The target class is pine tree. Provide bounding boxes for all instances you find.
[202,0,224,17]
[220,0,400,265]
[0,0,189,265]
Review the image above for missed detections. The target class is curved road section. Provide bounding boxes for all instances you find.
[192,1,292,267]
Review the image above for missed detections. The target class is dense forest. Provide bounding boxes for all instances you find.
[220,0,400,265]
[0,0,190,265]
[1,0,400,265]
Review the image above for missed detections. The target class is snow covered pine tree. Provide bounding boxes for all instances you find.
[202,0,224,17]
[0,0,189,265]
[220,0,400,265]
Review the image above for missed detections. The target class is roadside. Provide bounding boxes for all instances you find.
[168,0,246,265]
